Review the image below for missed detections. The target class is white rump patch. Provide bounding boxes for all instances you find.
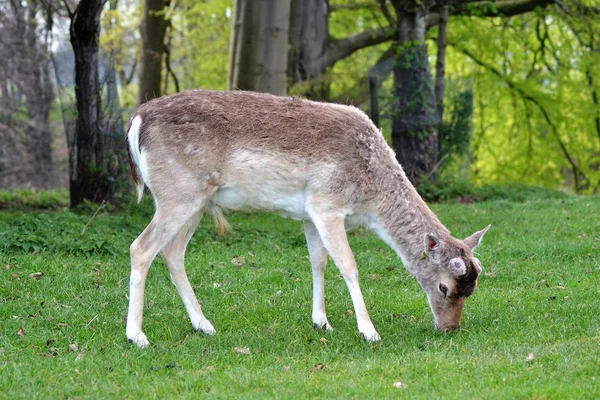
[127,116,146,202]
[127,116,143,167]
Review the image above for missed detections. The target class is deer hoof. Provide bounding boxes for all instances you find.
[313,322,334,332]
[195,319,216,335]
[360,330,381,343]
[128,332,150,348]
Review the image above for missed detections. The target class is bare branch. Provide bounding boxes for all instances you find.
[329,1,378,12]
[427,0,556,30]
[60,0,74,18]
[452,0,555,17]
[377,0,395,24]
[326,27,395,68]
[163,42,180,93]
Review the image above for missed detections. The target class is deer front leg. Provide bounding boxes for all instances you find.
[308,212,381,342]
[304,220,333,331]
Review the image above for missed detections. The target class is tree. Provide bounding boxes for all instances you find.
[287,0,395,100]
[0,0,54,189]
[138,0,169,104]
[228,0,291,95]
[389,0,439,184]
[380,0,558,184]
[65,0,128,206]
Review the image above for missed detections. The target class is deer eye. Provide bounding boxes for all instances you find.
[439,283,448,297]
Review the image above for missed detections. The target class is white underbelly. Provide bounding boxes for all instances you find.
[211,186,310,220]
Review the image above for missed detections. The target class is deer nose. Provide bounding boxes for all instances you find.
[435,324,460,332]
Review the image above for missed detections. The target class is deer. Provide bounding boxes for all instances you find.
[125,89,490,347]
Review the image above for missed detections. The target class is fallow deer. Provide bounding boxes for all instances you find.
[125,89,490,347]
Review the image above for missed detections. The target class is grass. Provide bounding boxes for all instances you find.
[1,194,599,399]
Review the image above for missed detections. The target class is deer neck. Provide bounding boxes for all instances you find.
[369,174,449,276]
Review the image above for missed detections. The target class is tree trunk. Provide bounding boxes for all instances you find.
[69,0,108,206]
[288,0,330,99]
[138,0,169,104]
[1,0,54,189]
[24,3,54,188]
[228,0,291,95]
[434,5,448,166]
[391,1,438,185]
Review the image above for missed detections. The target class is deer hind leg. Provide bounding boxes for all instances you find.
[307,211,381,342]
[126,180,218,348]
[160,212,216,335]
[304,220,333,331]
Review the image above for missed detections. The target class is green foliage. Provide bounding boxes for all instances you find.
[0,190,69,210]
[445,11,600,192]
[170,0,232,91]
[0,210,131,255]
[1,197,599,397]
[439,81,473,161]
[417,177,569,202]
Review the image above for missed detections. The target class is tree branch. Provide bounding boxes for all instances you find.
[163,41,180,93]
[329,1,378,12]
[326,27,395,68]
[378,0,396,25]
[453,0,555,17]
[428,0,555,24]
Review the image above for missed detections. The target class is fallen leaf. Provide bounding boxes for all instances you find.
[17,327,25,337]
[231,256,244,268]
[526,352,535,362]
[272,244,281,253]
[57,322,68,328]
[234,346,250,355]
[69,343,78,352]
[319,337,327,346]
[393,382,408,389]
[75,348,86,361]
[28,272,44,280]
[313,363,326,370]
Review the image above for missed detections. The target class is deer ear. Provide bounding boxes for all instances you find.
[424,233,441,252]
[473,257,483,274]
[464,225,491,250]
[449,258,467,276]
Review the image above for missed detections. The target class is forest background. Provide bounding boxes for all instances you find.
[0,0,599,206]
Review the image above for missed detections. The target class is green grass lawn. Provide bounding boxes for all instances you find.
[1,195,599,399]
